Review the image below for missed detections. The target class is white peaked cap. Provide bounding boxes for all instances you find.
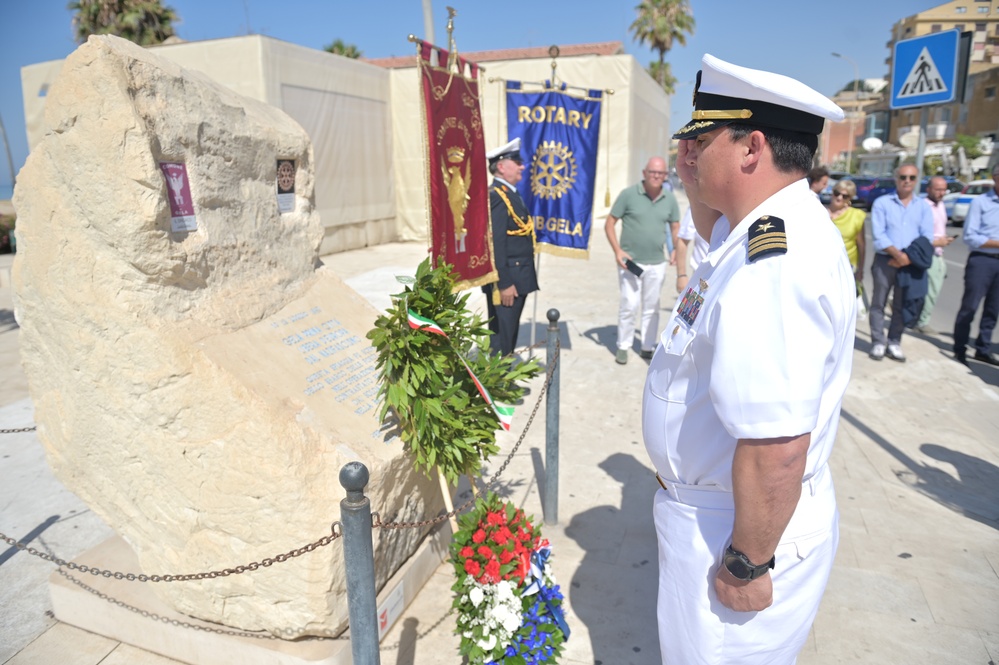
[486,137,521,164]
[674,54,844,139]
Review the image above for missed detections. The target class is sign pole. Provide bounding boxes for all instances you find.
[915,106,928,195]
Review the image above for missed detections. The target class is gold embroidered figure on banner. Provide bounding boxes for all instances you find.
[441,146,472,253]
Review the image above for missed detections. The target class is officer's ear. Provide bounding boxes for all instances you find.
[741,130,767,170]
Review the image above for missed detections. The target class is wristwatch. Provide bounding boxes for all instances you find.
[723,545,775,581]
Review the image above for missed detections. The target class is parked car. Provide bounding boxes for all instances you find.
[944,179,994,225]
[842,176,879,209]
[860,175,965,210]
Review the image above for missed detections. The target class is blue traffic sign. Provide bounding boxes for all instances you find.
[891,30,960,109]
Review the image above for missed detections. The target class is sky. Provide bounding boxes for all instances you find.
[0,0,941,191]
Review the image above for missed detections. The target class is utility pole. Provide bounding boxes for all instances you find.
[422,0,435,45]
[832,52,859,174]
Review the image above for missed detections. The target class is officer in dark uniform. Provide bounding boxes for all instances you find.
[483,138,538,357]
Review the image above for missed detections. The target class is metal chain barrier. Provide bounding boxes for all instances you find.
[0,337,560,644]
[0,522,342,582]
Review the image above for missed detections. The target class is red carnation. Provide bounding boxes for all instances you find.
[484,559,501,581]
[477,545,494,559]
[464,559,481,577]
[499,549,515,564]
[472,529,486,544]
[486,511,506,526]
[460,546,474,559]
[491,528,510,545]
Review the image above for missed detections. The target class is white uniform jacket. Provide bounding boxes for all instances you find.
[644,178,856,494]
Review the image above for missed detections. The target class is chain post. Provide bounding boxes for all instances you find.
[339,462,381,665]
[544,309,561,525]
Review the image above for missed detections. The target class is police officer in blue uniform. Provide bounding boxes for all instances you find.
[483,138,538,357]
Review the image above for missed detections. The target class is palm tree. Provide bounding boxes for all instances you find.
[629,0,695,93]
[324,39,362,59]
[647,61,678,95]
[68,0,178,46]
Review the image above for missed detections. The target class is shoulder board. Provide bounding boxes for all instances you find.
[747,215,787,262]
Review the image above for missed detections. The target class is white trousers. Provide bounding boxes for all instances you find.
[653,468,838,665]
[617,261,667,352]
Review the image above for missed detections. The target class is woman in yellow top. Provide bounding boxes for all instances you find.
[827,179,866,284]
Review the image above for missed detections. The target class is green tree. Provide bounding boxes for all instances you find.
[629,0,695,92]
[647,61,678,95]
[324,39,362,59]
[68,0,178,46]
[953,134,983,160]
[837,79,876,95]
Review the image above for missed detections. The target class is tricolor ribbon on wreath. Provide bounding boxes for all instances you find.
[407,310,514,431]
[521,541,571,639]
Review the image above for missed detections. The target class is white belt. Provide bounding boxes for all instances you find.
[656,464,828,510]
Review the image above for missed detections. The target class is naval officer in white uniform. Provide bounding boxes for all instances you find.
[642,54,855,664]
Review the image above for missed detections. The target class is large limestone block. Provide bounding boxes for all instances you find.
[12,35,440,637]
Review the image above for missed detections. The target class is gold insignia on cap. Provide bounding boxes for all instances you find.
[747,215,787,262]
[692,109,754,120]
[676,119,715,135]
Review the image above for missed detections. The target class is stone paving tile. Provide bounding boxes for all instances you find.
[806,606,993,665]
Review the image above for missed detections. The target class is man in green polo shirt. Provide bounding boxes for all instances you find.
[605,156,681,364]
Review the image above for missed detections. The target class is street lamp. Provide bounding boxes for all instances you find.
[832,52,859,174]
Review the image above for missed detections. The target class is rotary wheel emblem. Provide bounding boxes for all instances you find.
[530,141,577,200]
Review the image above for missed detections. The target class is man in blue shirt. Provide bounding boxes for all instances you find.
[868,163,933,362]
[953,163,999,366]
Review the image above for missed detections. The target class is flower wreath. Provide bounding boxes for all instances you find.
[450,492,569,664]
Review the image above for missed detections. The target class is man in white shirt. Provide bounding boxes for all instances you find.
[643,54,855,665]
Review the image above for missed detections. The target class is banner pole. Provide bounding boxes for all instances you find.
[528,254,542,359]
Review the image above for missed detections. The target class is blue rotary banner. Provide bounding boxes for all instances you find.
[506,82,602,258]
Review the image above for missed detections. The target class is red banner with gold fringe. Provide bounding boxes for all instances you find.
[417,42,496,290]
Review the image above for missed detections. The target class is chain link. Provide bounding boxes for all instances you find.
[0,426,37,434]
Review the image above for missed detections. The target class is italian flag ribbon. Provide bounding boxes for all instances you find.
[407,310,513,431]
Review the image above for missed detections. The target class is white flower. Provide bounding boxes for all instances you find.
[469,587,484,607]
[477,634,497,651]
[501,608,522,633]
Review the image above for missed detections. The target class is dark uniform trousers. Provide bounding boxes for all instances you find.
[483,180,538,357]
[954,251,999,356]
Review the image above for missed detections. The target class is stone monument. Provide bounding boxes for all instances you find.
[12,35,441,637]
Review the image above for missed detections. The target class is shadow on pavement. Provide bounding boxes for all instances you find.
[564,453,659,665]
[841,408,999,530]
[581,324,617,357]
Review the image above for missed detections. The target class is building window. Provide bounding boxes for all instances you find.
[932,24,942,32]
[956,6,967,13]
[977,5,989,12]
[976,22,987,30]
[986,86,997,99]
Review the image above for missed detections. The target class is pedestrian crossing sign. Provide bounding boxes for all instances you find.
[891,30,959,109]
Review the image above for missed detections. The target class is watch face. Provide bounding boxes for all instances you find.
[724,552,753,580]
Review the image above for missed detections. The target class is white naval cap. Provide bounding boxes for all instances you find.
[673,54,845,140]
[486,137,522,165]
